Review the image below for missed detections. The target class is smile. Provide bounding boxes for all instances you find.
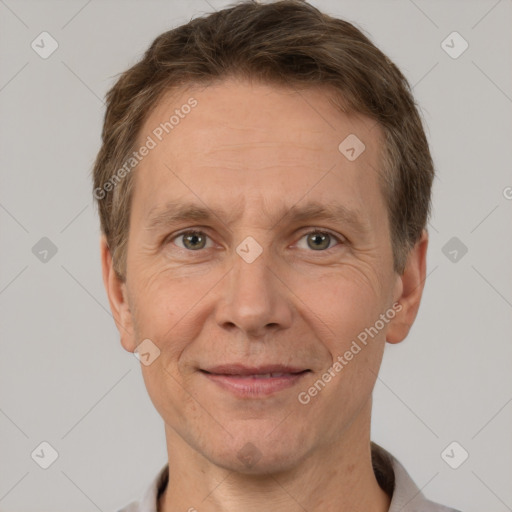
[200,368,310,398]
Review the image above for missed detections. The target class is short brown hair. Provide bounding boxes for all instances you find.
[92,0,434,281]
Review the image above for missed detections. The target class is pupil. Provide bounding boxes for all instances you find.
[185,233,204,250]
[309,233,328,250]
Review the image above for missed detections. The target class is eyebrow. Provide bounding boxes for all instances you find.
[145,200,368,234]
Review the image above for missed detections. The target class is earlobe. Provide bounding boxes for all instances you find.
[386,230,429,344]
[100,235,136,352]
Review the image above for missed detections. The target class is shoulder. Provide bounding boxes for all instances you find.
[371,442,463,512]
[115,463,169,512]
[116,502,140,512]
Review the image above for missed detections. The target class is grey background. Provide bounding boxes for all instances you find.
[0,0,511,510]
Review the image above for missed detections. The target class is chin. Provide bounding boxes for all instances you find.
[205,429,309,475]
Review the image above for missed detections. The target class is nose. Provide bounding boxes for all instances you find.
[214,244,293,339]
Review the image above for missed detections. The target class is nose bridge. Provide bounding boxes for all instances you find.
[215,235,292,336]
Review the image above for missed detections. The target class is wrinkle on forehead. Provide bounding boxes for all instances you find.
[131,77,388,241]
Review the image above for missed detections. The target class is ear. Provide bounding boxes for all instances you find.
[386,229,428,344]
[100,235,137,352]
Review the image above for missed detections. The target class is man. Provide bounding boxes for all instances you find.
[92,1,462,510]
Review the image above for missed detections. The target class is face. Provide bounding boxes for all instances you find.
[102,77,427,474]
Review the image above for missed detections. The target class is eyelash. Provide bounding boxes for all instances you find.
[165,227,346,253]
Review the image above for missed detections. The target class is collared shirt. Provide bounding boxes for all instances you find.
[117,443,461,512]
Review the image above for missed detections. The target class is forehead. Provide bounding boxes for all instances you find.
[140,78,381,153]
[132,77,386,223]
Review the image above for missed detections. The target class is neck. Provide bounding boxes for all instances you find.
[158,402,390,512]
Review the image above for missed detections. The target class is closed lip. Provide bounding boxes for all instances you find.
[200,364,310,376]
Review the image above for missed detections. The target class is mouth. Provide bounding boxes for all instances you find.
[199,365,311,398]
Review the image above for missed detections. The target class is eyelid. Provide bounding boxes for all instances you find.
[300,227,347,243]
[164,226,347,251]
[164,227,213,248]
[294,227,347,250]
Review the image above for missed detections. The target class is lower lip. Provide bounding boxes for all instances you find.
[201,371,309,398]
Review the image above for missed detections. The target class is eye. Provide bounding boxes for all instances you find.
[296,229,344,251]
[170,230,213,251]
[165,228,345,253]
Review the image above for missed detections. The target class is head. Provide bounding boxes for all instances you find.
[94,0,433,473]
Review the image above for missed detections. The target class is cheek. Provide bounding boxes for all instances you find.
[290,270,389,401]
[130,274,205,417]
[128,267,219,367]
[297,269,387,347]
[140,359,202,434]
